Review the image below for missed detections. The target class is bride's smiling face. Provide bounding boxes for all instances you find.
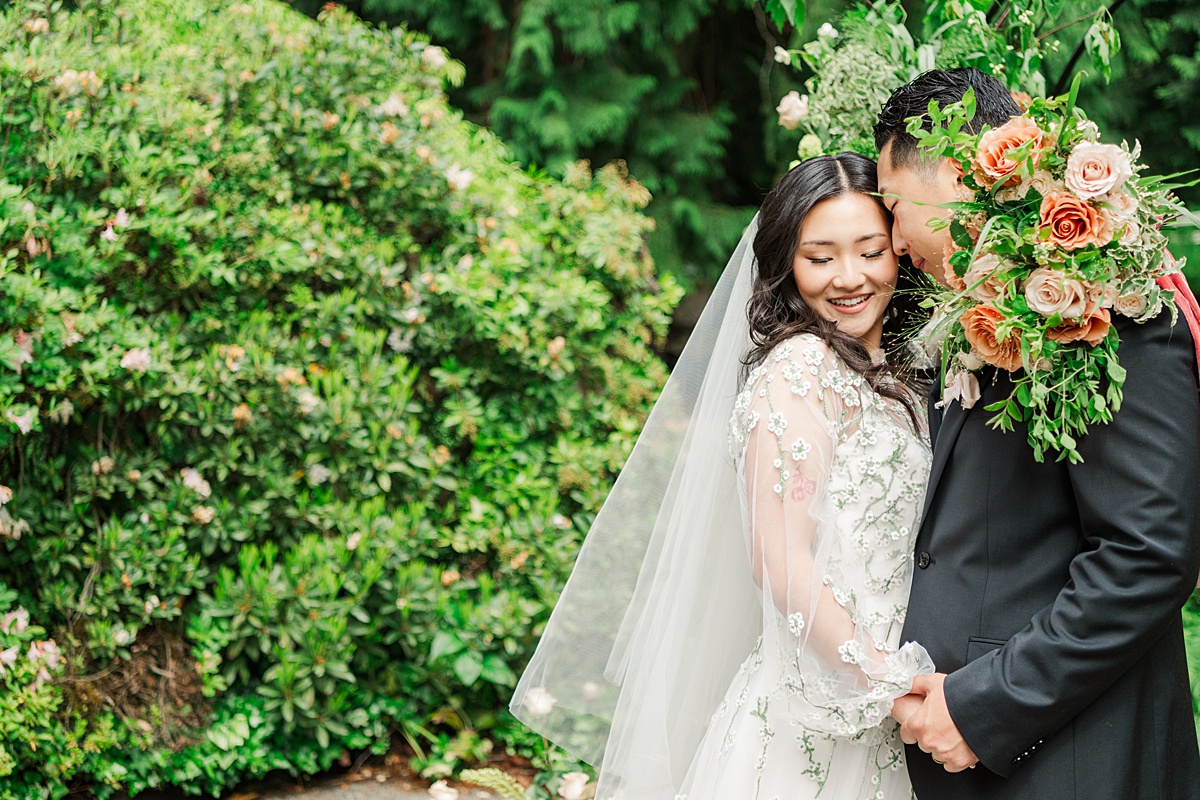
[791,193,898,350]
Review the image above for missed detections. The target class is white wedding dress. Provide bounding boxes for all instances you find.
[675,333,934,800]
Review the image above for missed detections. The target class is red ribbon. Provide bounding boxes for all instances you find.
[1153,253,1200,586]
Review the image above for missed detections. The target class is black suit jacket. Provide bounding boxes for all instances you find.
[902,308,1200,800]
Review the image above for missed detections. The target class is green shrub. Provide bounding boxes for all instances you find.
[0,0,679,793]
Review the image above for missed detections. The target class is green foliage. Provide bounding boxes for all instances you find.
[288,0,774,288]
[0,0,679,793]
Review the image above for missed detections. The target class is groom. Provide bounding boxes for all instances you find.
[874,67,1200,799]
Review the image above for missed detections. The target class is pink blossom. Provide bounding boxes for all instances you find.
[1,608,28,634]
[120,347,152,373]
[6,409,36,434]
[0,645,18,676]
[100,223,118,242]
[113,208,131,228]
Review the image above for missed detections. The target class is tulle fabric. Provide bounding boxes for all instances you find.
[511,219,934,800]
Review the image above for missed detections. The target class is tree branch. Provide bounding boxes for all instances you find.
[1051,0,1130,97]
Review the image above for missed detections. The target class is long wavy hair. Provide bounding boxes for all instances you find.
[742,152,925,427]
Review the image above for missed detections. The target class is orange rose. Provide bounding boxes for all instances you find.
[1047,308,1112,347]
[960,305,1023,371]
[1039,192,1115,250]
[974,117,1044,187]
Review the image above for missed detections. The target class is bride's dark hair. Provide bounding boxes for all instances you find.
[743,152,924,427]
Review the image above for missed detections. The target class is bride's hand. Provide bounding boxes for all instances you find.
[891,691,925,724]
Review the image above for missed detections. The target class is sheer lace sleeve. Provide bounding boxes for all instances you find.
[730,335,933,739]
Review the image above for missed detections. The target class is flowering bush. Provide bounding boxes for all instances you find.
[911,85,1192,462]
[0,0,678,793]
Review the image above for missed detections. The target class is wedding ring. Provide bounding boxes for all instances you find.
[932,757,944,765]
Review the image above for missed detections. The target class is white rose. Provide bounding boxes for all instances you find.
[959,351,985,371]
[522,686,557,716]
[943,370,980,410]
[776,91,809,131]
[1064,142,1133,200]
[1114,292,1148,318]
[444,164,473,192]
[558,772,596,800]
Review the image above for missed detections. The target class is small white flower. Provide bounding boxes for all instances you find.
[191,506,215,524]
[307,463,332,486]
[120,347,151,373]
[421,45,449,71]
[49,400,74,424]
[180,468,212,498]
[444,164,473,192]
[767,412,787,435]
[346,532,362,551]
[92,456,116,476]
[818,22,839,38]
[773,46,791,64]
[428,780,459,800]
[100,223,118,242]
[522,686,557,716]
[113,208,131,228]
[788,612,806,636]
[377,93,409,117]
[115,628,133,646]
[143,595,161,615]
[551,513,571,529]
[296,389,321,415]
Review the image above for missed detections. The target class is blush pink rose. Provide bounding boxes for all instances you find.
[964,253,1007,303]
[974,117,1044,187]
[1023,268,1089,319]
[1039,192,1115,250]
[1064,142,1133,200]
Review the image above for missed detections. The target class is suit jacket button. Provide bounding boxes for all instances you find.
[917,552,931,569]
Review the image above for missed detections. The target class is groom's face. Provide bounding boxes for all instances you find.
[876,141,963,288]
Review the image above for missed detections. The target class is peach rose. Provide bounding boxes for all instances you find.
[974,117,1044,186]
[964,253,1006,303]
[1064,142,1132,200]
[1047,308,1112,346]
[960,305,1023,371]
[1010,90,1033,111]
[1039,192,1115,250]
[1023,268,1089,319]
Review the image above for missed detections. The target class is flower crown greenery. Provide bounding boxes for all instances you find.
[908,78,1197,463]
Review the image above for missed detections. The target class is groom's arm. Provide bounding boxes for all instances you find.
[938,310,1200,776]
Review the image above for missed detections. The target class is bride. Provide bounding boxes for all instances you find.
[512,153,934,800]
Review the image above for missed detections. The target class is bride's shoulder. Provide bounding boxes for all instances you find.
[765,332,841,372]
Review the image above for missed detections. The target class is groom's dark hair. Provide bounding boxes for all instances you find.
[873,67,1021,175]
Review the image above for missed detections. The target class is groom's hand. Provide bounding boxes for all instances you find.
[900,673,980,772]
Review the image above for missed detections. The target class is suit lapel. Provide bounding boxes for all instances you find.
[921,394,969,520]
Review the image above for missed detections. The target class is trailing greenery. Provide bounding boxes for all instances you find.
[0,0,678,794]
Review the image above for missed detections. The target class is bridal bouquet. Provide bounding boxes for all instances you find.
[909,82,1194,463]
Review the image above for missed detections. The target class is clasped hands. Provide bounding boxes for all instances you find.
[891,673,980,772]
